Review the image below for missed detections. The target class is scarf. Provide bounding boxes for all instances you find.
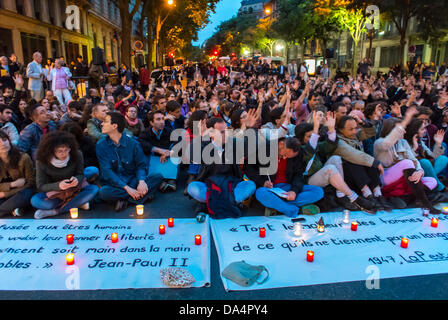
[125,115,138,126]
[51,155,70,168]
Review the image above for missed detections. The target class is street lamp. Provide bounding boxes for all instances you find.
[156,0,175,66]
[168,0,173,5]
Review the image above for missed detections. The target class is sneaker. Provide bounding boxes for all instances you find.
[301,204,320,216]
[166,180,177,192]
[80,202,90,211]
[114,200,129,212]
[388,197,407,209]
[12,208,23,217]
[352,197,377,214]
[34,209,58,219]
[375,196,393,212]
[159,181,168,193]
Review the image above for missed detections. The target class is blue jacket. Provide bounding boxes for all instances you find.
[96,133,147,189]
[17,121,58,160]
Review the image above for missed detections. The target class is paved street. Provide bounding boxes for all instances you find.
[1,171,447,300]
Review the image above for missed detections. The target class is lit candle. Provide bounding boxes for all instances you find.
[111,233,119,243]
[317,224,325,233]
[168,218,174,227]
[70,208,78,219]
[159,225,165,234]
[401,238,409,248]
[306,250,314,262]
[66,234,74,244]
[195,235,201,245]
[293,222,303,237]
[351,221,358,231]
[443,207,448,214]
[136,205,144,216]
[343,210,350,224]
[259,227,266,238]
[66,253,75,265]
[431,218,439,228]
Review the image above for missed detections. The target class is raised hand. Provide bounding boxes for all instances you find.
[325,111,336,132]
[434,129,445,145]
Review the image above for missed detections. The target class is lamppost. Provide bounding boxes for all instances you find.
[156,0,175,67]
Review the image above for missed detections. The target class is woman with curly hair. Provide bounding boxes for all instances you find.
[30,131,99,219]
[0,131,35,217]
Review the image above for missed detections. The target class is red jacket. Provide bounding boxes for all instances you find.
[382,176,412,198]
[140,67,150,85]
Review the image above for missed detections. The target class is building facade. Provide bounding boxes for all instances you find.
[0,0,122,67]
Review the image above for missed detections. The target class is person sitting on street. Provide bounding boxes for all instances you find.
[30,131,98,219]
[0,130,35,217]
[96,112,163,211]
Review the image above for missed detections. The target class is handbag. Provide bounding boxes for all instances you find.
[46,178,88,209]
[221,261,269,287]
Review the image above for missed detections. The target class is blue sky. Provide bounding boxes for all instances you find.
[193,0,241,47]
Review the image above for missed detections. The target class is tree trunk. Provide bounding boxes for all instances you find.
[399,34,407,68]
[352,42,358,76]
[147,22,154,71]
[120,13,132,68]
[367,29,374,60]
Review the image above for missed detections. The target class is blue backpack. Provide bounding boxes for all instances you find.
[205,175,242,219]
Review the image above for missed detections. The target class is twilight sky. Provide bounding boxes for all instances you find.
[193,0,241,47]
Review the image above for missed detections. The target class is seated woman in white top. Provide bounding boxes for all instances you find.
[373,107,442,214]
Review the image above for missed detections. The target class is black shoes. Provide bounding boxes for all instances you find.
[352,196,377,214]
[388,196,407,209]
[115,200,129,212]
[375,196,394,212]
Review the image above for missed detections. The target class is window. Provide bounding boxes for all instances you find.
[379,46,400,68]
[34,0,41,20]
[16,0,25,15]
[0,28,13,57]
[248,7,253,13]
[65,41,79,64]
[21,32,47,63]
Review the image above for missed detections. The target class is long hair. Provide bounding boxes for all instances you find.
[186,110,207,132]
[0,130,22,173]
[404,118,424,145]
[36,131,79,166]
[380,118,402,138]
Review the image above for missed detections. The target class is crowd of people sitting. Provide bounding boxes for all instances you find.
[1,50,448,220]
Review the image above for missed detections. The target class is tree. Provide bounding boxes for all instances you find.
[352,0,448,66]
[118,0,142,68]
[333,7,368,74]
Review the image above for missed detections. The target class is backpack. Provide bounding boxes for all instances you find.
[205,175,242,219]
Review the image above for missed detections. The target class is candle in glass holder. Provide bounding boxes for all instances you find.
[401,238,409,248]
[443,207,448,214]
[168,218,174,227]
[66,253,75,265]
[431,218,439,228]
[259,227,266,238]
[351,221,358,231]
[111,233,119,243]
[195,235,201,245]
[66,234,74,244]
[306,251,314,262]
[293,222,303,237]
[70,208,78,219]
[136,205,144,216]
[343,210,350,224]
[159,225,165,234]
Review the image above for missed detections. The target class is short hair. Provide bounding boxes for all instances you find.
[166,100,181,113]
[416,106,433,117]
[206,117,225,129]
[333,102,346,112]
[153,95,166,106]
[284,137,301,153]
[364,102,383,119]
[27,103,43,119]
[92,103,107,114]
[106,112,126,133]
[336,115,356,132]
[0,104,13,113]
[148,110,165,123]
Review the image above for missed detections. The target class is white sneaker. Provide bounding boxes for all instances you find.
[80,202,90,211]
[34,209,58,219]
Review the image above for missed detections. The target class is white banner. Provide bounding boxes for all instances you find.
[0,218,210,290]
[210,208,448,291]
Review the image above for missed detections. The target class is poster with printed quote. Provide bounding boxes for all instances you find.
[0,218,210,290]
[210,208,448,291]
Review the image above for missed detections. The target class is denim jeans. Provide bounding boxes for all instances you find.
[255,183,324,218]
[96,173,163,204]
[0,188,34,217]
[420,156,448,191]
[31,184,99,213]
[187,180,256,204]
